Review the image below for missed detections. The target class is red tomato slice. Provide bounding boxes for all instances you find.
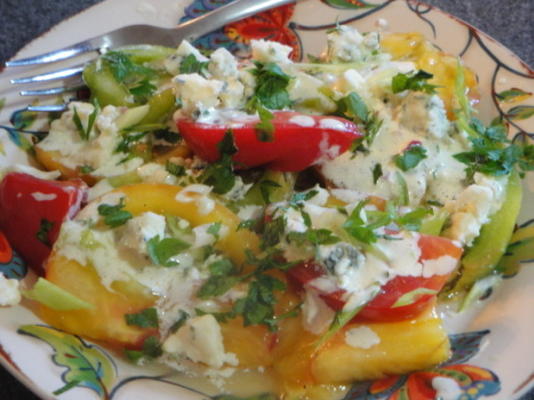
[286,234,462,322]
[0,172,87,274]
[177,111,362,172]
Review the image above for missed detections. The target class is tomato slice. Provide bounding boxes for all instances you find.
[0,172,87,274]
[287,234,462,322]
[177,111,362,172]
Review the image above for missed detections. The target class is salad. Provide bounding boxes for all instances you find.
[0,22,533,400]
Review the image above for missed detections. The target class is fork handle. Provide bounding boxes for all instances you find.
[177,0,297,41]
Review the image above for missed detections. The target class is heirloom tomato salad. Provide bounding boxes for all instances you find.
[0,24,533,399]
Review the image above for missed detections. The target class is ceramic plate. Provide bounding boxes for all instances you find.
[0,0,533,399]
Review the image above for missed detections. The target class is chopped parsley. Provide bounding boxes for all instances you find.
[207,222,223,239]
[201,130,237,194]
[254,101,275,142]
[78,165,94,174]
[125,335,162,362]
[36,219,55,247]
[391,70,437,94]
[453,118,534,180]
[251,62,292,110]
[393,143,427,171]
[102,51,157,102]
[196,250,294,331]
[97,198,132,228]
[336,92,383,154]
[147,235,191,267]
[179,54,209,75]
[165,160,186,177]
[125,307,159,328]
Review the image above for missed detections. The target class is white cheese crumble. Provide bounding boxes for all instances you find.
[251,39,293,64]
[209,48,239,79]
[162,314,238,368]
[344,326,380,349]
[36,102,144,178]
[173,73,224,115]
[118,212,166,256]
[0,275,21,306]
[164,40,209,75]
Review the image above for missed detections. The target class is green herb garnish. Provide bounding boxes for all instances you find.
[97,198,133,228]
[125,307,159,328]
[391,70,437,94]
[393,144,427,171]
[147,235,191,267]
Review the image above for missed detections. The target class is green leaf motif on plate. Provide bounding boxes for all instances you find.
[18,325,117,399]
[321,0,377,9]
[506,105,534,121]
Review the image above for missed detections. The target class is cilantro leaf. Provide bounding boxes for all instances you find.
[452,118,531,180]
[393,144,427,171]
[252,62,292,110]
[197,275,241,299]
[97,198,132,228]
[337,92,368,122]
[261,216,286,250]
[179,54,209,75]
[207,222,223,239]
[336,92,383,154]
[287,229,340,247]
[255,102,275,142]
[391,70,437,94]
[201,130,237,194]
[125,307,159,328]
[124,335,162,362]
[36,219,54,247]
[289,189,319,206]
[165,161,186,177]
[147,235,191,267]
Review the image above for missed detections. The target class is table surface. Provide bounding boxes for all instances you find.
[0,0,532,399]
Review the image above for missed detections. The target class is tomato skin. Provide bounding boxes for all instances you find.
[0,172,87,274]
[177,111,362,171]
[287,234,463,322]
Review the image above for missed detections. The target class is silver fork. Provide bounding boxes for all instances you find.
[5,0,296,112]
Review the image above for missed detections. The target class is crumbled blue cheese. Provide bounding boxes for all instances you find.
[209,48,239,79]
[36,102,144,178]
[173,74,225,115]
[396,93,450,139]
[192,223,228,248]
[324,25,380,63]
[251,39,293,64]
[344,326,380,349]
[164,40,209,75]
[0,274,21,306]
[162,314,238,368]
[443,173,507,245]
[118,212,166,256]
